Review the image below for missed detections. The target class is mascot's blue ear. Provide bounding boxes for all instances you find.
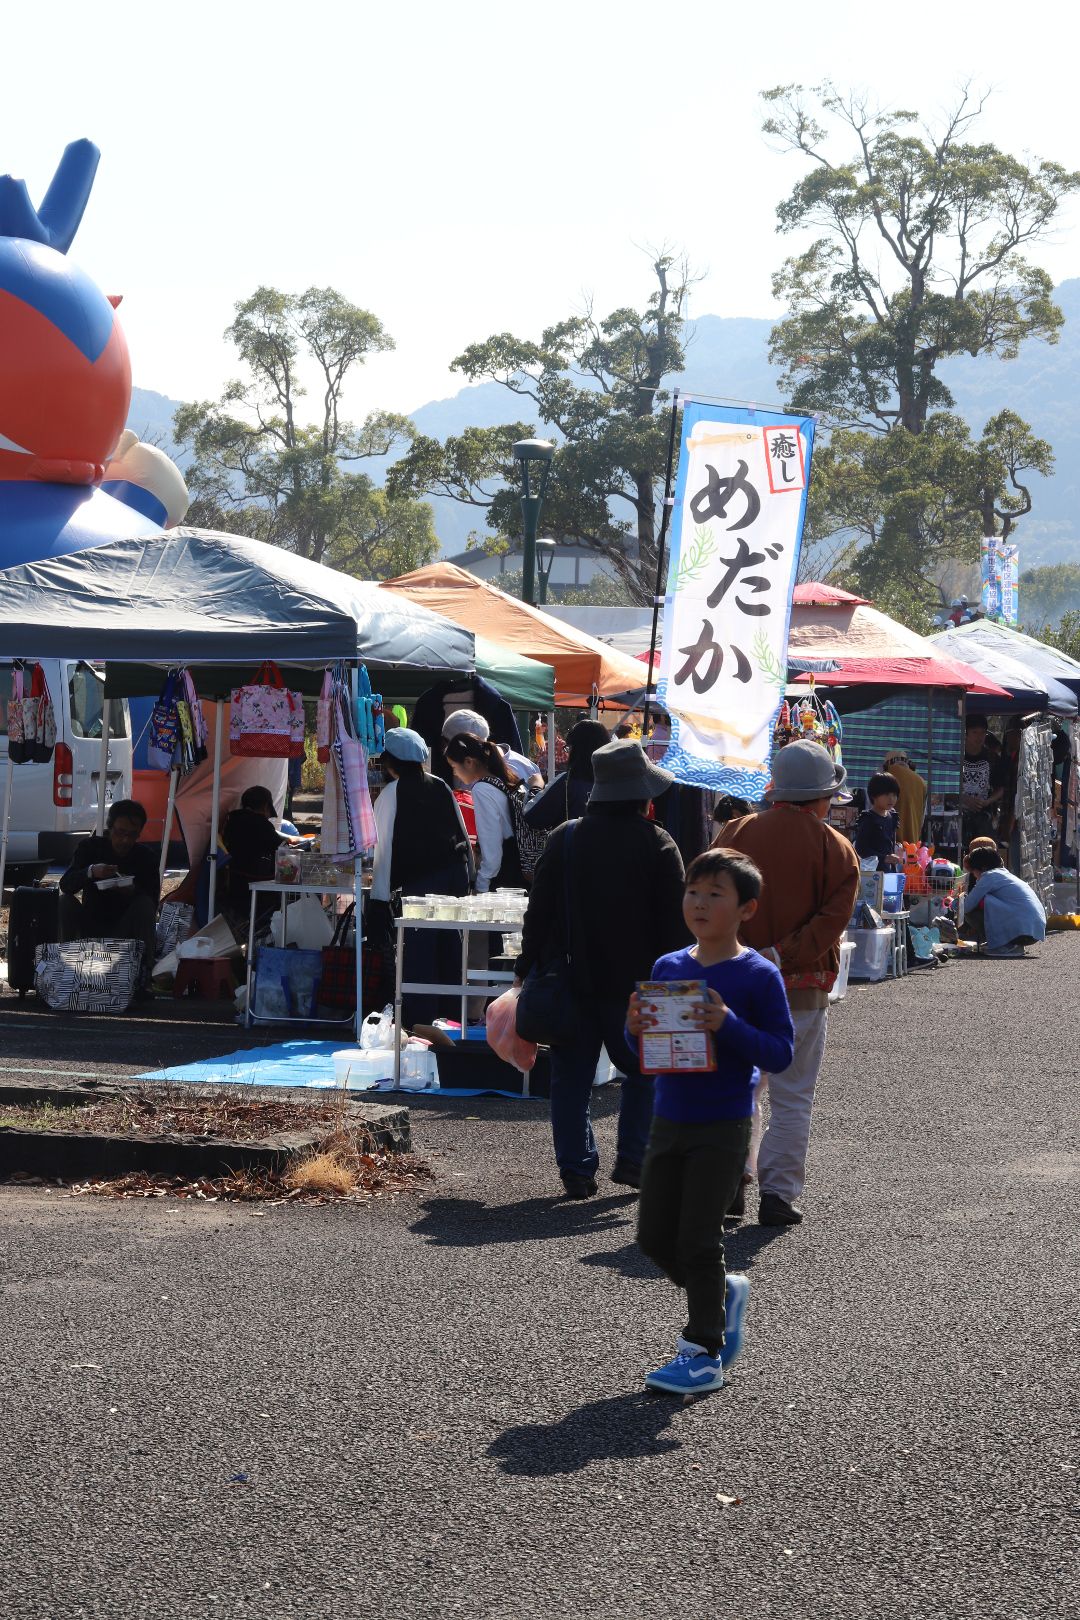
[0,139,100,254]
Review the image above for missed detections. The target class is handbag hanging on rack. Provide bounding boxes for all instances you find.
[229,661,305,759]
[9,662,57,765]
[147,671,182,771]
[318,902,358,1012]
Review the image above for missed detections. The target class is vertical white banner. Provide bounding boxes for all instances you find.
[657,402,815,797]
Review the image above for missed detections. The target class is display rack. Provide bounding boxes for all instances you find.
[392,913,525,1092]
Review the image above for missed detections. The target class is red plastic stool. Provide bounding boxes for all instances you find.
[173,957,238,1001]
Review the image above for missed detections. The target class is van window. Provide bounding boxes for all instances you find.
[68,663,129,739]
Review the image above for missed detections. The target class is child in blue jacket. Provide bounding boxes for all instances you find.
[627,849,794,1395]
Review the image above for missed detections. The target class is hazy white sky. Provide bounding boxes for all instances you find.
[4,0,1079,425]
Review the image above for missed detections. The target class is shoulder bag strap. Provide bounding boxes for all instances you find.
[562,818,576,966]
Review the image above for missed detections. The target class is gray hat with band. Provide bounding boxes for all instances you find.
[589,738,674,804]
[766,740,847,803]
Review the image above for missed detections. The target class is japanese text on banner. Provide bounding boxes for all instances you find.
[981,535,1019,625]
[657,403,815,797]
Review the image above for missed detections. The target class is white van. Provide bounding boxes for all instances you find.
[0,660,132,871]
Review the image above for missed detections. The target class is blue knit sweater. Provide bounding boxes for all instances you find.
[642,947,795,1122]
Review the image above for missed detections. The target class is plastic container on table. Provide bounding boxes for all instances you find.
[847,925,893,983]
[881,872,907,914]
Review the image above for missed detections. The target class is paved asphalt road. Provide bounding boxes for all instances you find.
[0,941,1075,1620]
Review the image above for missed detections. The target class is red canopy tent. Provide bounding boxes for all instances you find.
[788,584,1009,697]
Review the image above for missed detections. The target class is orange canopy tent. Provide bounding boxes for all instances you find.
[380,562,650,705]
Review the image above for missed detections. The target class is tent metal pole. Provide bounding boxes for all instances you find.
[95,699,111,834]
[207,699,224,922]
[0,755,14,915]
[547,710,556,783]
[159,769,179,886]
[926,691,934,844]
[642,389,680,735]
[352,663,363,1035]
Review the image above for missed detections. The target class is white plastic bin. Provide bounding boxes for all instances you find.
[829,938,856,1003]
[332,1049,395,1088]
[847,925,894,983]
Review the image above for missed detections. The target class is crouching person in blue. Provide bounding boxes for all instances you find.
[963,845,1047,957]
[627,849,794,1395]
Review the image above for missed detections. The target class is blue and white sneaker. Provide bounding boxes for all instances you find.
[644,1337,725,1395]
[721,1272,750,1369]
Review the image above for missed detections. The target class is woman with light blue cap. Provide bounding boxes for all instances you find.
[371,727,473,1025]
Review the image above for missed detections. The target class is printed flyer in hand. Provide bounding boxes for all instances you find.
[637,979,716,1075]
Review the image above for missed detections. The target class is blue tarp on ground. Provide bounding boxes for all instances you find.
[137,1039,539,1100]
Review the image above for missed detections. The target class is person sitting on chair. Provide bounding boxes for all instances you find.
[221,785,289,922]
[58,800,160,976]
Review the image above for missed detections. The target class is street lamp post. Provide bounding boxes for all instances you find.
[535,537,556,605]
[512,438,555,606]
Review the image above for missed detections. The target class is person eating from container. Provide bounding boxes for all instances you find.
[58,799,160,982]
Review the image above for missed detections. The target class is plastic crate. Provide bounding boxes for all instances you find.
[829,938,855,1003]
[848,925,893,983]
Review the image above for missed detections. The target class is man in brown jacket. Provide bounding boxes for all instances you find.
[718,741,860,1226]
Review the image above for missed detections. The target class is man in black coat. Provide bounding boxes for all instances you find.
[516,740,690,1198]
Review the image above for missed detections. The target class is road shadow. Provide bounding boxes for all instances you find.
[579,1219,788,1279]
[488,1390,685,1475]
[410,1192,635,1248]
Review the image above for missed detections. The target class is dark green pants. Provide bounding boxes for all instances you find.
[637,1114,752,1356]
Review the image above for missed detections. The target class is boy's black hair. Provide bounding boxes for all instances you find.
[106,798,147,830]
[867,772,900,801]
[967,847,1004,873]
[685,847,763,905]
[240,785,276,813]
[712,794,751,823]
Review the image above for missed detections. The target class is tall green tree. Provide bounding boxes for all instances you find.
[175,286,437,577]
[763,83,1079,609]
[388,255,693,604]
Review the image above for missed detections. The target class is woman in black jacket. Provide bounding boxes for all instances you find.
[515,739,690,1198]
[371,727,473,1025]
[523,719,610,833]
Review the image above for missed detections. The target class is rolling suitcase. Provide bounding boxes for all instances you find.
[6,885,61,995]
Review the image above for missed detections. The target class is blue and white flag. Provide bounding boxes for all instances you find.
[656,401,815,798]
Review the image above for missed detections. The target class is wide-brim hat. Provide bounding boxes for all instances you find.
[588,738,674,804]
[765,739,848,803]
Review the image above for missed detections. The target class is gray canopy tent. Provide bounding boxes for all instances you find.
[0,529,478,1018]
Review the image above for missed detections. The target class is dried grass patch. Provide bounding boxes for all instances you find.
[68,1127,433,1207]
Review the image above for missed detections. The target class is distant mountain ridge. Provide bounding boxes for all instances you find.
[133,279,1080,567]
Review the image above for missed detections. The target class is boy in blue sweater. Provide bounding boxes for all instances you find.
[627,849,794,1395]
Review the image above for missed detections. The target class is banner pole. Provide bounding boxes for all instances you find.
[642,389,680,735]
[0,755,14,917]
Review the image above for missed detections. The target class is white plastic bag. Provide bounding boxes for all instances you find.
[359,1005,395,1050]
[270,894,334,950]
